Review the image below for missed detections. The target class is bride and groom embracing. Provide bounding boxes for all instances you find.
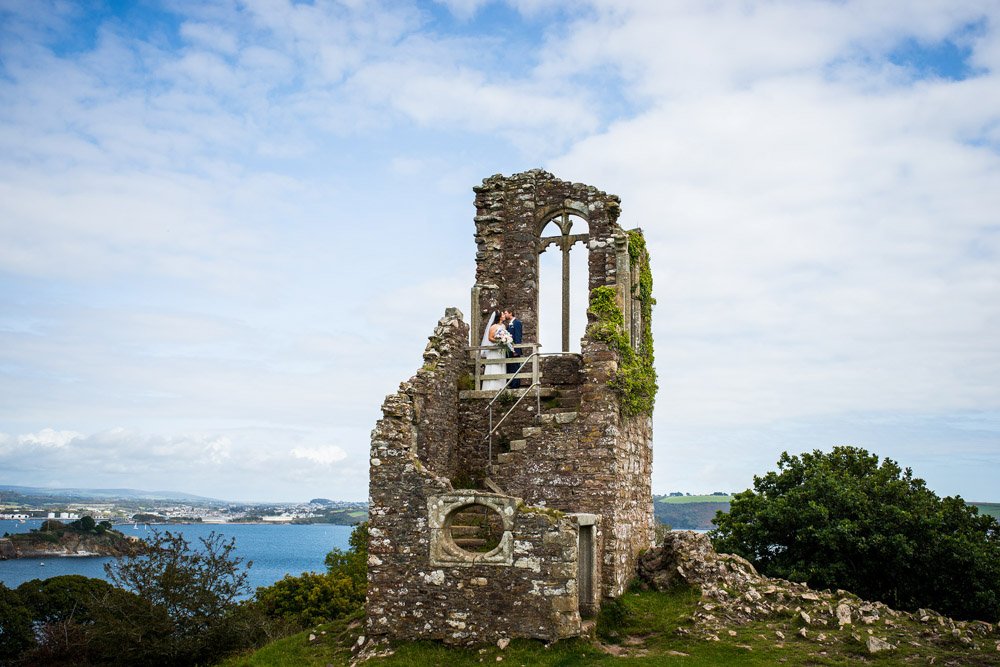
[479,308,523,391]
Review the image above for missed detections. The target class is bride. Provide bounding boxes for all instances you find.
[480,311,508,391]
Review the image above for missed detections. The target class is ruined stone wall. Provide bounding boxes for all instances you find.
[368,170,655,647]
[607,414,655,595]
[455,397,540,487]
[472,170,621,344]
[368,309,584,645]
[407,309,470,476]
[539,354,582,389]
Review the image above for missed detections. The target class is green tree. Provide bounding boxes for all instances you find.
[0,583,35,661]
[79,515,97,532]
[324,521,368,588]
[99,530,255,664]
[711,446,1000,622]
[16,574,115,624]
[106,531,250,634]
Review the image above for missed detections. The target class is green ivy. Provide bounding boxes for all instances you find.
[587,230,657,417]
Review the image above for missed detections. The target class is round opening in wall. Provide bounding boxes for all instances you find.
[446,503,504,555]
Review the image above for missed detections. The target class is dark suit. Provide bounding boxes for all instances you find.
[506,318,523,388]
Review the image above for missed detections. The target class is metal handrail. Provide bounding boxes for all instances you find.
[480,350,576,473]
[471,342,537,389]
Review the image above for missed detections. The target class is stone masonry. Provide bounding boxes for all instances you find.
[367,170,654,646]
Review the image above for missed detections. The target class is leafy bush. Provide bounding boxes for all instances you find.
[0,583,35,661]
[712,446,1000,622]
[96,530,258,664]
[16,574,116,624]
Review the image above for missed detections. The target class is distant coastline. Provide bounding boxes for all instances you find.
[0,519,141,560]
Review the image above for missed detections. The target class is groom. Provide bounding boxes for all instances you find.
[502,308,523,388]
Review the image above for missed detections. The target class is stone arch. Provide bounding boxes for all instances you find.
[537,208,590,352]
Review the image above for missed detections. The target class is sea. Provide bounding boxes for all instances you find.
[0,519,353,595]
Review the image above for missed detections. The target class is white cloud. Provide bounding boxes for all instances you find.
[1,0,998,501]
[291,445,348,466]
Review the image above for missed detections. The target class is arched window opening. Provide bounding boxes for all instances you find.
[538,212,590,353]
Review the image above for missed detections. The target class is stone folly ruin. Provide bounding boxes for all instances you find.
[366,170,657,646]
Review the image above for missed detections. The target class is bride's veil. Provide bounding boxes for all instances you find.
[479,311,497,355]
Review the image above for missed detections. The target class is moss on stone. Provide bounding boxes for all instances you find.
[518,503,565,522]
[587,230,657,417]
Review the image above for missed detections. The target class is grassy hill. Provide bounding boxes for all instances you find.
[220,586,1000,666]
[653,495,731,530]
[657,494,733,504]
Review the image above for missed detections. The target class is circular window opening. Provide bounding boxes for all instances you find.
[447,503,504,554]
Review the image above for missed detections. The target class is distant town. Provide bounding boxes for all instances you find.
[0,485,367,526]
[5,485,996,531]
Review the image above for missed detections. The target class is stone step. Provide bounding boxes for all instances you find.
[497,452,514,464]
[450,508,491,523]
[453,537,488,549]
[449,525,480,537]
[554,396,580,406]
[509,439,526,451]
[522,426,542,438]
[547,406,579,414]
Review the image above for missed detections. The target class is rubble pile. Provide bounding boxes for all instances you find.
[638,531,1000,656]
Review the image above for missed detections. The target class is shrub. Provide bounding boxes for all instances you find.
[712,446,1000,622]
[0,583,34,661]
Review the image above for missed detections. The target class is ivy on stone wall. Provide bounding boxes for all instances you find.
[587,230,657,417]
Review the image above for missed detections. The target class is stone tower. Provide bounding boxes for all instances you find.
[366,170,655,646]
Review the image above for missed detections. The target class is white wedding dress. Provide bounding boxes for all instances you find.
[480,313,506,391]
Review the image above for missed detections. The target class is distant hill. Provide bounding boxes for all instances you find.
[658,494,733,504]
[653,494,1000,531]
[653,495,729,529]
[0,485,223,504]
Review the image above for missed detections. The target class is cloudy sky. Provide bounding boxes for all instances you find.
[1,0,997,503]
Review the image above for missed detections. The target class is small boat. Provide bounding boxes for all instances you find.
[39,562,45,567]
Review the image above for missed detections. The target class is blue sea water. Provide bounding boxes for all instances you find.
[0,519,353,595]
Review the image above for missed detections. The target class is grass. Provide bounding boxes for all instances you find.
[216,585,1000,666]
[657,495,732,504]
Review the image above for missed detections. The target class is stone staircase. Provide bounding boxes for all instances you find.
[448,505,503,553]
[546,387,580,414]
[495,388,579,466]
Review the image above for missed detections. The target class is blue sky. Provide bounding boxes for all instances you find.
[1,0,998,502]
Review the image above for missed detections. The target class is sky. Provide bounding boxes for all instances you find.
[1,0,998,503]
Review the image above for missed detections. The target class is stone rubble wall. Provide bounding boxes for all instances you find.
[538,354,582,388]
[367,308,582,645]
[405,308,470,477]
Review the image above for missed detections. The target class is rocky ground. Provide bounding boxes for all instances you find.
[638,531,1000,662]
